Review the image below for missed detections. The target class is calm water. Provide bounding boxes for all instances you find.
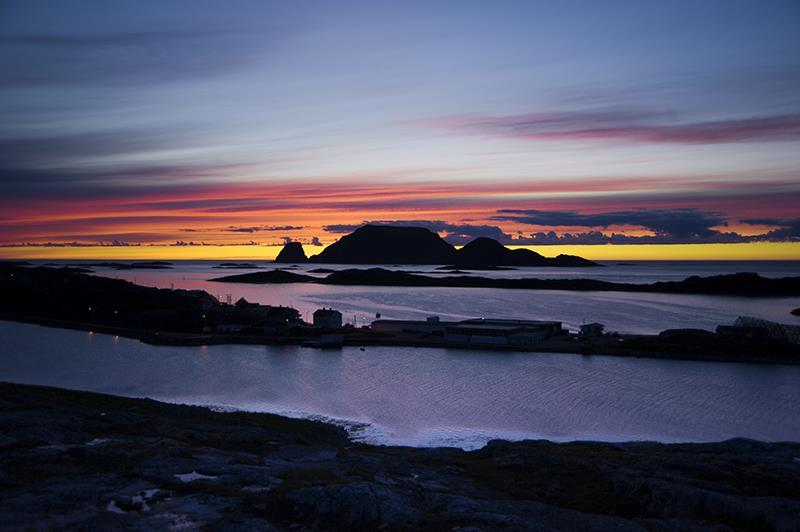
[36,260,800,334]
[2,320,798,448]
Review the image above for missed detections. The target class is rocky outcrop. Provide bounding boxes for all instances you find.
[305,225,599,267]
[456,238,599,267]
[1,382,799,530]
[274,242,308,263]
[310,225,458,264]
[211,269,315,284]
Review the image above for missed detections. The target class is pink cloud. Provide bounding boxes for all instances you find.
[435,111,800,144]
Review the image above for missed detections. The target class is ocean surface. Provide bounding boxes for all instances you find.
[2,320,798,449]
[33,259,800,334]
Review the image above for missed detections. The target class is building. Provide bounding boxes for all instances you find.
[716,325,768,339]
[371,317,564,346]
[370,316,456,335]
[579,322,605,338]
[313,308,343,328]
[234,297,258,308]
[445,319,564,346]
[722,316,800,345]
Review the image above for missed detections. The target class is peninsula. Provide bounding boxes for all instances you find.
[2,263,799,364]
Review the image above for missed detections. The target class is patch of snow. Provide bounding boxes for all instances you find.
[106,501,127,514]
[208,405,238,413]
[130,494,150,512]
[174,470,217,483]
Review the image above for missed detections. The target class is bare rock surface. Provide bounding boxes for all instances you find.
[1,382,799,530]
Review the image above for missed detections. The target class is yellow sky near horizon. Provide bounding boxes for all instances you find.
[3,242,800,261]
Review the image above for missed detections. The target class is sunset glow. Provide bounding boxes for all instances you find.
[1,1,799,259]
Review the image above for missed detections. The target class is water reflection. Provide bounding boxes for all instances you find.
[1,320,798,449]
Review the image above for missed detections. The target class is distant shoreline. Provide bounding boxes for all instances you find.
[2,314,798,366]
[3,263,798,365]
[209,267,800,297]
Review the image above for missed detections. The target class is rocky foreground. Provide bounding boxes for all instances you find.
[1,383,799,530]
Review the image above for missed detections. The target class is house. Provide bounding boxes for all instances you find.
[313,308,343,328]
[371,316,455,335]
[716,325,768,339]
[727,316,800,345]
[579,322,605,338]
[371,317,564,345]
[445,319,565,346]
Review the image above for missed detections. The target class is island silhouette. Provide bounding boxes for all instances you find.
[274,241,308,263]
[275,225,599,267]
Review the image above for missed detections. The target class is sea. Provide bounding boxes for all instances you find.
[2,259,799,448]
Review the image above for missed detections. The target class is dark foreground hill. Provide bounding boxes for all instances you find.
[276,225,600,266]
[1,382,798,530]
[0,264,301,332]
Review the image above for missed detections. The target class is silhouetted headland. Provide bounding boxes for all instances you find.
[76,261,173,270]
[274,225,601,266]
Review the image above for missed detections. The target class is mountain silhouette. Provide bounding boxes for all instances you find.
[455,237,598,267]
[281,224,598,266]
[274,241,308,263]
[309,225,458,264]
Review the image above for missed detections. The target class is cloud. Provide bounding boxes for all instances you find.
[323,220,513,245]
[0,241,140,248]
[0,30,250,86]
[512,230,750,245]
[742,218,800,240]
[496,209,800,244]
[493,208,727,238]
[0,129,251,203]
[434,111,800,144]
[223,225,303,233]
[322,210,800,247]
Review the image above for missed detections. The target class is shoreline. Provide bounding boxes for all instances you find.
[210,268,800,297]
[2,313,799,365]
[1,381,799,529]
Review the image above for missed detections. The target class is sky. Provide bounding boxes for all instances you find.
[1,0,800,260]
